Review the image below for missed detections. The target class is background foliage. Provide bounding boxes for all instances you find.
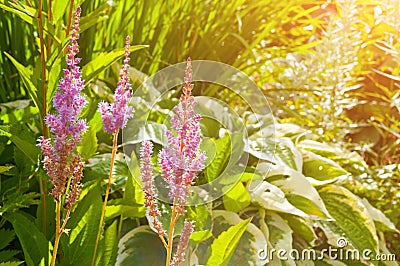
[0,0,399,265]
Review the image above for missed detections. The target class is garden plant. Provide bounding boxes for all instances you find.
[0,0,399,266]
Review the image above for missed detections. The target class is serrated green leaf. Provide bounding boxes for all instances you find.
[206,218,251,266]
[0,261,24,266]
[4,212,52,266]
[0,124,40,164]
[59,183,103,266]
[100,219,118,266]
[319,185,379,259]
[0,192,40,215]
[0,250,20,263]
[0,229,15,250]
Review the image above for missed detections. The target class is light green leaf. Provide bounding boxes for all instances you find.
[249,180,308,217]
[0,166,13,174]
[359,198,399,233]
[82,45,148,84]
[302,151,348,181]
[205,134,231,182]
[209,211,267,266]
[77,118,99,160]
[105,200,144,221]
[206,218,251,266]
[100,220,119,266]
[223,182,251,213]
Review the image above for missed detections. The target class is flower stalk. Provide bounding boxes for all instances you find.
[37,6,86,266]
[140,58,206,266]
[92,36,133,266]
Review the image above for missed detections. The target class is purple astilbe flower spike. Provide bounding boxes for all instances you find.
[171,221,194,266]
[37,6,86,205]
[140,140,166,237]
[159,57,206,208]
[98,36,134,134]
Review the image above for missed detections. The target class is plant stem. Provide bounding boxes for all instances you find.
[50,198,61,266]
[92,131,119,266]
[165,198,179,266]
[65,0,75,37]
[37,0,48,236]
[47,0,53,57]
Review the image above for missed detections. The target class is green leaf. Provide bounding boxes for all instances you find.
[59,183,103,266]
[204,134,231,181]
[4,212,52,266]
[319,185,379,258]
[116,226,166,265]
[0,124,40,164]
[82,45,147,84]
[268,164,331,219]
[280,213,317,244]
[359,198,399,233]
[0,192,40,216]
[0,261,24,266]
[204,133,244,182]
[0,229,15,250]
[302,151,348,181]
[100,219,118,266]
[105,200,144,221]
[0,166,13,174]
[249,180,308,217]
[3,53,40,115]
[77,121,98,161]
[264,211,295,265]
[52,0,69,23]
[223,182,251,213]
[206,217,251,266]
[247,137,302,170]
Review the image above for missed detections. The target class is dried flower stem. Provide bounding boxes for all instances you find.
[92,131,118,266]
